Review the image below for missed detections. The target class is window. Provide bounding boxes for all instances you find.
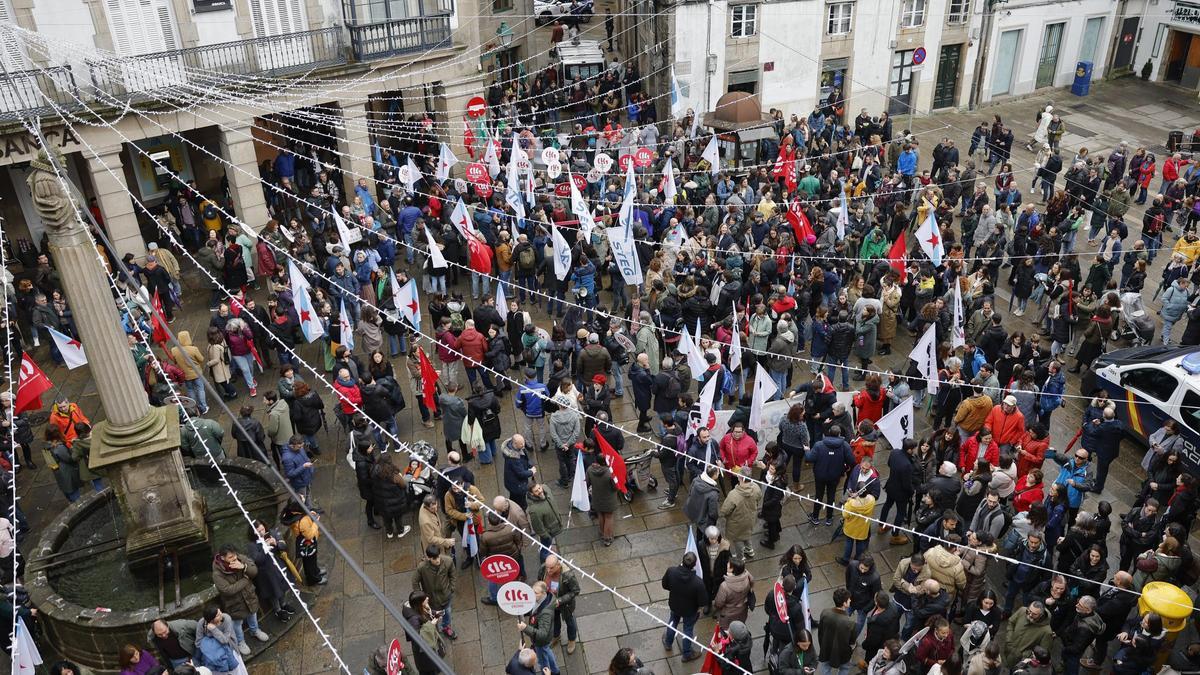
[900,0,925,28]
[104,0,180,55]
[0,0,26,69]
[947,0,969,24]
[731,4,757,37]
[827,3,853,35]
[492,0,511,12]
[1121,367,1179,402]
[1181,390,1200,435]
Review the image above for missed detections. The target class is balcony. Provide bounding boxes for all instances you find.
[85,27,346,102]
[0,65,81,122]
[347,15,452,60]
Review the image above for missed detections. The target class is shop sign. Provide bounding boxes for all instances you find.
[1174,1,1200,26]
[1,127,81,164]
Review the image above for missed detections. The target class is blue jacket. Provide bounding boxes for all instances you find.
[571,260,597,295]
[398,205,423,235]
[1039,371,1066,414]
[1052,455,1095,507]
[282,447,314,489]
[516,380,548,418]
[805,436,854,482]
[274,151,295,179]
[355,184,377,216]
[898,150,918,176]
[1162,280,1191,321]
[502,442,535,495]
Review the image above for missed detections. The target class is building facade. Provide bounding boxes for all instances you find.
[1127,0,1200,91]
[670,0,1119,126]
[0,0,484,263]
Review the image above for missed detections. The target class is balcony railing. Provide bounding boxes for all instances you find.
[85,27,346,102]
[347,15,452,61]
[0,65,80,122]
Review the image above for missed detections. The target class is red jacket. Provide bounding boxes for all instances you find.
[1016,432,1049,478]
[436,329,460,363]
[958,435,999,474]
[1013,475,1044,513]
[853,389,886,424]
[457,327,487,365]
[719,434,759,469]
[983,405,1025,446]
[1165,157,1189,182]
[333,379,362,415]
[916,631,955,668]
[1138,161,1156,188]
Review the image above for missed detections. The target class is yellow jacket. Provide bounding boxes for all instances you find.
[1174,236,1200,264]
[843,495,876,541]
[496,242,514,272]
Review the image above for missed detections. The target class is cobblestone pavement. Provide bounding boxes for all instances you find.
[14,77,1200,675]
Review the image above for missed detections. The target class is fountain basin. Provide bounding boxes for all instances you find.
[27,458,287,671]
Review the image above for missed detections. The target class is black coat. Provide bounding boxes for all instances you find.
[372,467,409,516]
[884,448,915,497]
[661,564,709,617]
[353,448,376,500]
[246,532,289,604]
[845,564,882,611]
[861,600,902,656]
[290,391,325,435]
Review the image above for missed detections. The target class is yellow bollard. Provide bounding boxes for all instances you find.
[1138,582,1194,669]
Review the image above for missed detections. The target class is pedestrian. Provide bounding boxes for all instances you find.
[516,368,550,453]
[501,434,536,509]
[587,445,619,545]
[660,551,707,663]
[371,460,412,539]
[211,544,269,654]
[816,587,856,675]
[537,554,580,655]
[517,581,560,675]
[838,488,875,566]
[718,467,761,559]
[412,544,458,641]
[806,427,854,526]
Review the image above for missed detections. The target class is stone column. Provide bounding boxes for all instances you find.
[337,101,375,200]
[87,145,146,261]
[219,122,271,230]
[29,150,207,566]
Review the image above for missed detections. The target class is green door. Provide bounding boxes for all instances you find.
[1036,22,1065,88]
[933,43,962,108]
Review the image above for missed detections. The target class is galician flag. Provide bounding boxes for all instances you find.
[287,259,311,292]
[496,283,508,321]
[338,298,355,351]
[570,450,590,512]
[482,134,501,178]
[685,526,703,580]
[670,65,686,117]
[424,226,448,269]
[14,616,42,675]
[505,134,527,221]
[661,156,677,203]
[295,284,324,342]
[729,305,743,373]
[916,204,945,266]
[47,326,86,370]
[617,158,636,231]
[450,199,474,240]
[395,275,421,329]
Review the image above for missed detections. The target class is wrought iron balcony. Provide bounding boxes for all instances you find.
[85,27,346,102]
[0,65,81,122]
[347,14,453,61]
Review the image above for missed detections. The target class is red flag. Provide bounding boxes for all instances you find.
[150,290,169,346]
[417,346,440,411]
[771,142,797,193]
[699,624,729,675]
[467,235,493,275]
[592,427,628,494]
[464,119,476,160]
[785,199,815,244]
[15,352,53,414]
[887,233,908,284]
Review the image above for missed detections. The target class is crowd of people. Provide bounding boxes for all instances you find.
[7,66,1200,675]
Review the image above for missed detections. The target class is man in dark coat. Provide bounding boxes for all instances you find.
[661,552,708,663]
[629,353,655,432]
[805,428,854,525]
[817,588,856,673]
[861,591,902,660]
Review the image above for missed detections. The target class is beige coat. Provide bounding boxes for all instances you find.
[879,284,901,343]
[718,481,762,542]
[170,331,205,381]
[924,545,967,602]
[419,505,454,554]
[207,341,232,383]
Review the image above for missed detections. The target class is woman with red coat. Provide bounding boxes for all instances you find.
[1012,468,1045,513]
[852,373,887,424]
[1136,153,1157,205]
[1016,425,1050,478]
[958,427,999,475]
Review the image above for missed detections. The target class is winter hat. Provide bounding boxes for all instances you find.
[592,374,607,385]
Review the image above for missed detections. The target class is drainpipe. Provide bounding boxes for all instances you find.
[968,0,997,110]
[704,0,714,110]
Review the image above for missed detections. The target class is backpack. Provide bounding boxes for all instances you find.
[196,635,240,673]
[449,311,465,333]
[518,245,536,270]
[720,365,734,395]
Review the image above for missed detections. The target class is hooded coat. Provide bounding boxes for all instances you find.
[718,481,762,542]
[712,570,754,628]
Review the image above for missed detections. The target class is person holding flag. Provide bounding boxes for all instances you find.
[585,438,620,546]
[406,349,439,429]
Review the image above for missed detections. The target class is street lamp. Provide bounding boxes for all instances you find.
[498,22,513,47]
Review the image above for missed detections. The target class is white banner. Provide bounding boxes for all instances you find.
[606,225,643,286]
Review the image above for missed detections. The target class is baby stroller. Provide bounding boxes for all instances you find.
[1114,292,1155,346]
[402,441,439,507]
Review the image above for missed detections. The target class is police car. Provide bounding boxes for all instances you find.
[1089,345,1200,471]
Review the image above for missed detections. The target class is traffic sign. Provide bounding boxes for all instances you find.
[480,554,521,584]
[912,47,927,65]
[466,96,487,119]
[634,147,653,168]
[386,639,404,675]
[465,163,488,184]
[497,581,537,616]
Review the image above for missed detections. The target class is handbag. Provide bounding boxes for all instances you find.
[746,588,757,613]
[1135,554,1159,574]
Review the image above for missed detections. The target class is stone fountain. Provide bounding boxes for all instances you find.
[22,150,286,670]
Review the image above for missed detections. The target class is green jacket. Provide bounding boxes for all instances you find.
[521,596,556,647]
[858,229,890,260]
[146,618,197,663]
[1001,608,1054,666]
[180,417,226,460]
[526,491,562,540]
[265,399,293,447]
[412,555,456,609]
[70,435,101,482]
[537,565,580,615]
